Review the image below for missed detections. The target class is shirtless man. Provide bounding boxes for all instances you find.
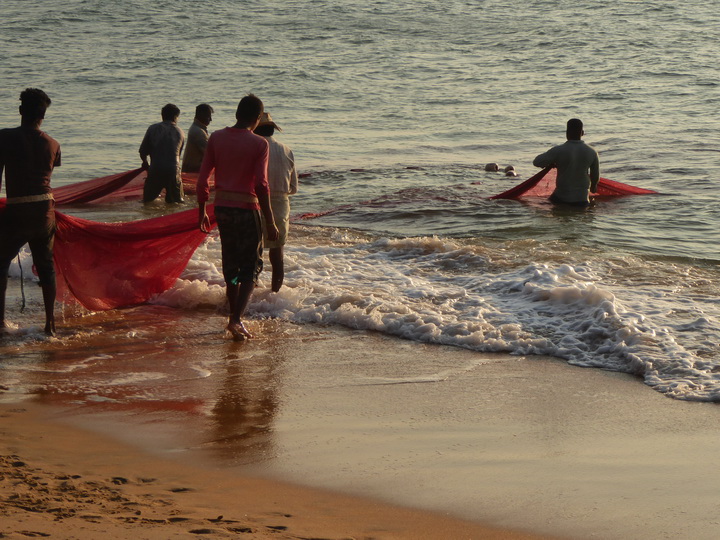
[0,88,61,335]
[197,94,278,340]
[533,118,600,206]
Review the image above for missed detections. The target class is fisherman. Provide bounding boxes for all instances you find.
[197,94,278,340]
[139,103,185,203]
[253,111,298,292]
[181,103,213,173]
[0,88,61,335]
[533,118,599,206]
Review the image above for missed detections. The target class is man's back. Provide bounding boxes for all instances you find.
[182,121,209,173]
[266,136,297,195]
[197,127,269,207]
[0,126,61,197]
[139,121,184,172]
[533,139,599,204]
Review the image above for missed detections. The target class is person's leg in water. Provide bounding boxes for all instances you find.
[0,270,8,331]
[269,246,284,292]
[0,240,21,333]
[29,234,57,336]
[226,280,254,340]
[216,207,264,340]
[39,277,56,336]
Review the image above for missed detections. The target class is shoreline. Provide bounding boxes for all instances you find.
[2,312,720,539]
[0,402,555,539]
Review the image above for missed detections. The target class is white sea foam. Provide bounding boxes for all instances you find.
[155,232,720,401]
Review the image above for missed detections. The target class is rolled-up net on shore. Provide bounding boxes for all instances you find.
[489,167,658,199]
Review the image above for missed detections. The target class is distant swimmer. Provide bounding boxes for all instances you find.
[0,88,61,335]
[254,111,298,293]
[504,165,518,177]
[533,118,599,206]
[139,103,185,203]
[181,103,213,173]
[484,162,499,172]
[197,94,279,341]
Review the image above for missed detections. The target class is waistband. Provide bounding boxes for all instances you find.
[215,190,259,204]
[5,193,54,205]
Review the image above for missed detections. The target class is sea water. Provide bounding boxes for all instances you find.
[0,0,718,403]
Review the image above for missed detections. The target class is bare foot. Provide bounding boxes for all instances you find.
[226,321,253,340]
[44,321,56,337]
[271,271,284,293]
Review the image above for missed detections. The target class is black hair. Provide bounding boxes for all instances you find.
[19,88,52,120]
[161,103,180,121]
[567,118,584,138]
[235,94,263,123]
[195,103,214,116]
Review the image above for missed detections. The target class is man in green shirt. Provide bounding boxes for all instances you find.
[533,118,600,206]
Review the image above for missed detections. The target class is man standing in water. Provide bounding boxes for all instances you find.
[139,103,185,203]
[533,118,600,206]
[181,103,214,173]
[0,88,61,336]
[197,94,278,340]
[254,111,298,292]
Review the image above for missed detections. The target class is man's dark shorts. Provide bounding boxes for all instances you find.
[143,166,184,203]
[0,201,56,283]
[214,206,263,286]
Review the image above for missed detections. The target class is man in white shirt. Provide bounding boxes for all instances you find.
[254,112,298,292]
[533,118,599,206]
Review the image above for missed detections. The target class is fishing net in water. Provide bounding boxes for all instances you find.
[53,168,208,205]
[53,206,216,311]
[489,166,658,199]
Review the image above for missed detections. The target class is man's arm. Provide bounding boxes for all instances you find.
[288,149,298,195]
[197,136,216,232]
[258,190,278,241]
[139,128,152,169]
[533,147,556,168]
[589,152,600,193]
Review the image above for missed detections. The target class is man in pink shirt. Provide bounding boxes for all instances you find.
[197,94,278,340]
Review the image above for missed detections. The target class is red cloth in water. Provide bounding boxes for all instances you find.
[53,206,216,311]
[53,169,207,205]
[489,167,657,199]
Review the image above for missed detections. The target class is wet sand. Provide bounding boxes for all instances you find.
[1,299,720,539]
[0,403,552,539]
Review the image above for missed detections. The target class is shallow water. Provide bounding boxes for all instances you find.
[1,2,719,396]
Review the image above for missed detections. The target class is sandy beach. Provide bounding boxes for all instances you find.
[1,307,719,539]
[0,403,554,540]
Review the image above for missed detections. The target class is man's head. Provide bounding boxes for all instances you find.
[161,103,180,122]
[254,111,281,137]
[195,103,214,126]
[235,94,264,127]
[19,88,52,122]
[566,118,584,140]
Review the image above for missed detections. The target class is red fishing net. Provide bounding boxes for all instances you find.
[490,167,658,199]
[53,168,208,205]
[2,168,215,311]
[53,206,216,311]
[2,165,655,311]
